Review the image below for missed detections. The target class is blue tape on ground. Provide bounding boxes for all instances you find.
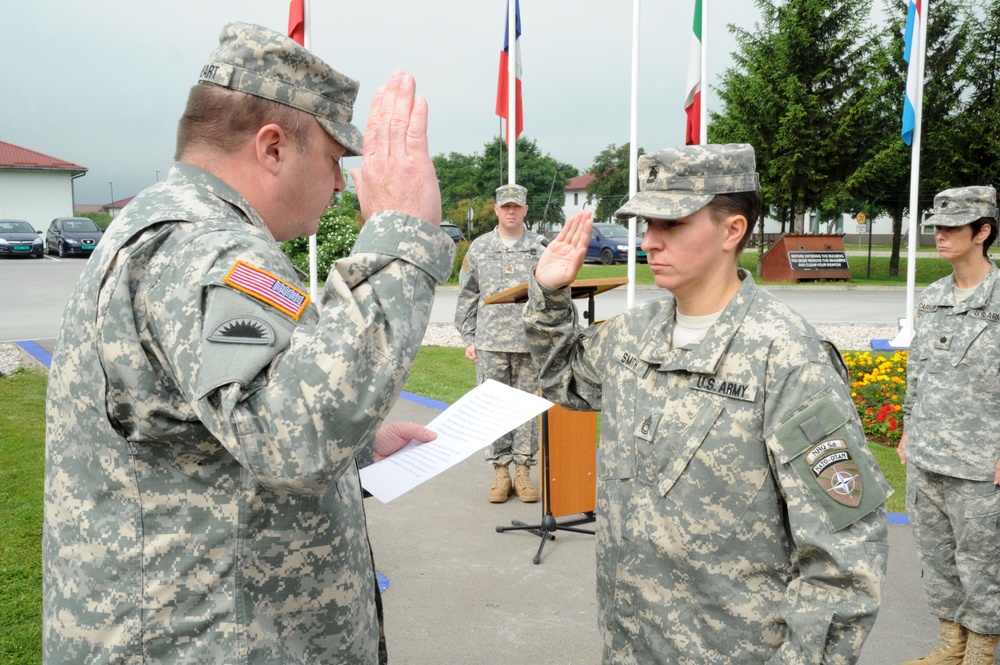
[870,339,908,351]
[377,571,391,592]
[887,511,910,525]
[15,340,52,368]
[398,390,450,411]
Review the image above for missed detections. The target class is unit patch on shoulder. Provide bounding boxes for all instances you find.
[223,260,310,320]
[805,438,863,507]
[207,316,275,345]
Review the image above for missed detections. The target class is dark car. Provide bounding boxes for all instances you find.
[0,219,44,258]
[46,217,104,257]
[440,221,466,243]
[586,222,646,265]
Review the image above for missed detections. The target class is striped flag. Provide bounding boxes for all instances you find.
[495,0,523,145]
[288,0,305,46]
[684,0,703,145]
[901,0,921,145]
[225,261,310,320]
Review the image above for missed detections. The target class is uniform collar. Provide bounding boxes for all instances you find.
[169,162,274,241]
[927,262,999,312]
[638,269,757,373]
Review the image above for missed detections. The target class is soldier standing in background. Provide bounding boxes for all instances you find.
[523,144,890,663]
[897,186,1000,665]
[455,184,544,503]
[43,22,453,664]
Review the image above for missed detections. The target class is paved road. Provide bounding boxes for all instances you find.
[0,254,86,345]
[431,283,915,327]
[1,255,917,346]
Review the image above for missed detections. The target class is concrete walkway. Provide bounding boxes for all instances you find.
[373,395,945,664]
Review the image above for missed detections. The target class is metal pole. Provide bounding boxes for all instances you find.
[305,0,319,305]
[507,0,517,185]
[626,0,640,309]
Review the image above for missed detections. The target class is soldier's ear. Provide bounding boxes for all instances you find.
[722,214,747,252]
[255,124,287,176]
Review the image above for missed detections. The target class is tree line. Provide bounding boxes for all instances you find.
[309,0,999,277]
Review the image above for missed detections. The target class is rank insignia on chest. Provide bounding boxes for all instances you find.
[224,260,310,320]
[805,438,863,507]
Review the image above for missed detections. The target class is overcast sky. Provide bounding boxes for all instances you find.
[2,1,772,205]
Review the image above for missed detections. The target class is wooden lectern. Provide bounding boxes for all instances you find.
[484,277,626,564]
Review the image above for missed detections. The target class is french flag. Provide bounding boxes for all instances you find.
[495,0,523,145]
[901,0,921,146]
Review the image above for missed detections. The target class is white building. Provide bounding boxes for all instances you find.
[0,140,87,232]
[561,173,597,222]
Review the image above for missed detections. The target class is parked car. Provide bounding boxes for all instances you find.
[46,217,104,257]
[0,219,44,258]
[586,222,646,265]
[440,221,466,243]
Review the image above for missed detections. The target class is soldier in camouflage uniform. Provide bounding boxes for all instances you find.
[43,22,454,665]
[522,144,890,664]
[897,186,1000,665]
[455,184,544,503]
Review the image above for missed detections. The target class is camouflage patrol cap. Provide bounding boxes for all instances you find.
[925,186,998,228]
[198,21,363,156]
[496,184,528,206]
[615,144,759,220]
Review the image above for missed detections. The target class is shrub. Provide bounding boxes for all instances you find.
[282,208,361,280]
[841,350,907,446]
[451,240,469,283]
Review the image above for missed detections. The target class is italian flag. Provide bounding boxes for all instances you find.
[288,0,305,46]
[684,0,703,145]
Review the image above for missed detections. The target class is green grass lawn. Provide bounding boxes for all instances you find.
[450,253,951,288]
[1,351,908,663]
[0,368,46,665]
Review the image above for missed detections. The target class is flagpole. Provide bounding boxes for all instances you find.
[699,0,708,144]
[304,0,319,304]
[626,0,641,309]
[892,1,927,349]
[507,0,517,185]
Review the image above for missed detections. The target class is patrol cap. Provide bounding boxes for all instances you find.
[924,186,998,228]
[615,144,759,221]
[496,184,528,206]
[198,21,364,157]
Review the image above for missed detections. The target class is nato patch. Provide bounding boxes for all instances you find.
[223,260,310,320]
[207,316,275,345]
[805,438,863,507]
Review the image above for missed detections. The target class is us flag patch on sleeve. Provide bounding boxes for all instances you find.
[223,260,310,320]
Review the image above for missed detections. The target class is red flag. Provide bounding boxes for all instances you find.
[684,0,703,145]
[288,0,305,46]
[495,0,523,144]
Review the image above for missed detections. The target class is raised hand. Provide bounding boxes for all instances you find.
[534,211,593,291]
[350,70,442,226]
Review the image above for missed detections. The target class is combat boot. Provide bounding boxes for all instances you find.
[962,631,999,665]
[902,619,966,665]
[513,464,539,503]
[488,464,512,503]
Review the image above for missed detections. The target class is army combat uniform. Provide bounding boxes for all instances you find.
[43,162,453,663]
[523,269,890,664]
[903,262,1000,636]
[455,227,544,467]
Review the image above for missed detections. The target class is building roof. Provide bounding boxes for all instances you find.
[565,173,595,191]
[0,140,87,174]
[74,204,105,214]
[104,196,134,210]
